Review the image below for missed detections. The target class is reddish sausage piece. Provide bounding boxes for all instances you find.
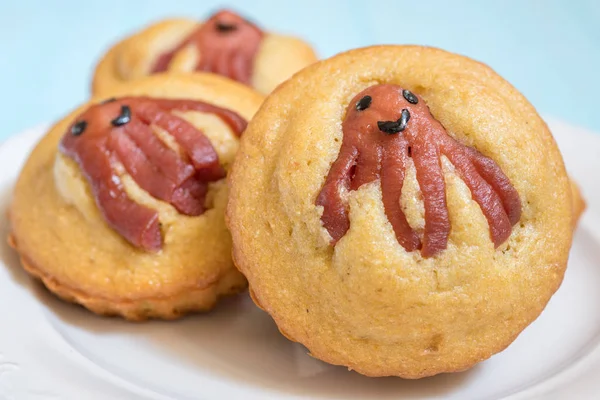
[317,84,521,257]
[60,96,247,251]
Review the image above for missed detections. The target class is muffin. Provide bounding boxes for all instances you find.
[92,9,317,96]
[9,73,264,321]
[227,46,575,378]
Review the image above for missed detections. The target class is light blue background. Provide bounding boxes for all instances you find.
[1,0,599,139]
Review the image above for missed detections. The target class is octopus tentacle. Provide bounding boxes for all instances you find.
[225,47,243,84]
[153,98,247,136]
[151,36,193,73]
[108,124,174,201]
[351,141,382,190]
[411,139,451,257]
[466,148,522,225]
[231,50,249,83]
[316,142,359,244]
[172,177,209,216]
[443,147,512,247]
[380,138,420,252]
[214,47,234,78]
[82,144,161,251]
[136,105,225,181]
[122,117,196,185]
[151,52,173,74]
[195,46,211,72]
[198,46,215,72]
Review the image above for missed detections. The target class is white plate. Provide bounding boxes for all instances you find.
[1,119,600,400]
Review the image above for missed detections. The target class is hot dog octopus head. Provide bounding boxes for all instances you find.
[57,96,247,252]
[152,9,264,85]
[92,10,318,96]
[317,84,522,257]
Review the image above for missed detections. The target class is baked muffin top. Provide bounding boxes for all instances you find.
[11,73,263,303]
[227,45,573,378]
[92,9,317,95]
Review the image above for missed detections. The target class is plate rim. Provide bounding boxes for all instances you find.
[2,118,600,400]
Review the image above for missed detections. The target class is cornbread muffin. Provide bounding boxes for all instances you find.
[9,73,263,321]
[92,9,317,96]
[227,46,575,378]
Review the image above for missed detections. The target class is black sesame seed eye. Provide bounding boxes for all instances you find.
[377,109,411,134]
[71,120,87,136]
[101,97,117,104]
[111,105,131,127]
[216,22,237,32]
[402,89,418,105]
[355,95,372,111]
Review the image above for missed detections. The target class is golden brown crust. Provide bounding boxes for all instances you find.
[10,73,263,320]
[92,18,317,96]
[227,45,573,378]
[8,233,246,321]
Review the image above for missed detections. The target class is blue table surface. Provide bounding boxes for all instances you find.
[1,0,599,139]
